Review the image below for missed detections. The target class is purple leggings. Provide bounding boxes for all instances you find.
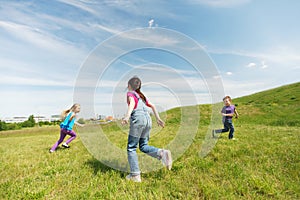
[50,128,77,151]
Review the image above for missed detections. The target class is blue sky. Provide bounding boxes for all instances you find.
[0,0,299,118]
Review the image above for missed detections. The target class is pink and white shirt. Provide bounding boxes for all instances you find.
[127,91,150,109]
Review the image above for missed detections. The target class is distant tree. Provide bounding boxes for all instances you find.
[77,118,85,124]
[28,115,35,124]
[0,120,7,131]
[38,121,51,126]
[22,115,35,128]
[7,123,21,130]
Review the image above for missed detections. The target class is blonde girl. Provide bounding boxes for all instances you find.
[50,103,83,152]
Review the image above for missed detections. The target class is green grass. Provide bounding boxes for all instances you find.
[0,82,299,199]
[234,82,300,126]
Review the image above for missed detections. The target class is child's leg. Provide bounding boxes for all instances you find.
[139,136,160,159]
[139,122,172,170]
[127,135,141,175]
[228,122,235,139]
[65,130,77,144]
[50,129,67,151]
[215,123,229,134]
[138,123,160,159]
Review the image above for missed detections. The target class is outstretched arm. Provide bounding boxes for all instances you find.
[69,113,84,127]
[75,121,84,127]
[147,101,165,128]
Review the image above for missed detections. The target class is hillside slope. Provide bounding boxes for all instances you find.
[0,82,299,199]
[234,82,300,126]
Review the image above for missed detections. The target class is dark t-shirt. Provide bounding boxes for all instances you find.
[221,105,235,121]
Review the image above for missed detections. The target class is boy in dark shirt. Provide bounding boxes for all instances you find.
[213,96,239,140]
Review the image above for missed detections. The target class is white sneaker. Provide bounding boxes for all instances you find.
[126,174,141,182]
[49,149,54,153]
[62,143,70,148]
[212,130,216,138]
[161,150,172,170]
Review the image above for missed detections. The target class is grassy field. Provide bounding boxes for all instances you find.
[0,82,299,199]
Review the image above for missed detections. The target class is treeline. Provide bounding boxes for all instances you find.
[0,115,61,131]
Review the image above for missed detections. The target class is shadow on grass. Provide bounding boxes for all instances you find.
[85,158,128,176]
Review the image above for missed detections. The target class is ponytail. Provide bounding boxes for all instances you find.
[60,103,80,120]
[61,109,71,120]
[136,88,147,103]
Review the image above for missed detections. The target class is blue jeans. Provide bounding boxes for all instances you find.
[127,112,161,175]
[215,119,235,139]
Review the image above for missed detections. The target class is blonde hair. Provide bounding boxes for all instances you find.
[61,103,80,119]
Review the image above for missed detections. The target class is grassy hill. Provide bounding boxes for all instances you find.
[0,82,299,199]
[234,82,300,126]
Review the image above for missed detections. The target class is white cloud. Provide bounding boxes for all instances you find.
[261,61,268,69]
[226,72,233,75]
[247,62,256,68]
[148,19,154,28]
[246,61,267,69]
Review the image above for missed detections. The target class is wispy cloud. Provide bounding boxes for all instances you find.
[0,76,74,87]
[209,46,300,65]
[0,20,84,57]
[187,0,251,7]
[56,0,99,16]
[89,23,121,35]
[120,61,200,76]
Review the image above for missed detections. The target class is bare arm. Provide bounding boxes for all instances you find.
[75,121,84,127]
[69,113,84,127]
[122,96,135,124]
[147,101,165,128]
[222,113,234,117]
[234,109,239,118]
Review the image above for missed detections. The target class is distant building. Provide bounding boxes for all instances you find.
[34,116,51,123]
[98,115,106,120]
[106,116,114,122]
[3,117,27,123]
[1,115,61,123]
[51,115,61,121]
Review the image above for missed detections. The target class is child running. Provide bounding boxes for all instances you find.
[212,96,239,140]
[122,76,172,182]
[50,103,83,153]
